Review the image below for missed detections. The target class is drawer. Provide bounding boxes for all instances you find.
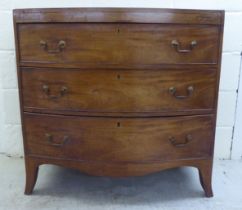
[22,68,216,116]
[18,23,220,68]
[24,113,214,162]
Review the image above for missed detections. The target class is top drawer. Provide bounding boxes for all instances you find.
[17,24,220,68]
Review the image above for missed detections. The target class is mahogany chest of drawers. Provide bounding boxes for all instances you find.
[13,8,224,197]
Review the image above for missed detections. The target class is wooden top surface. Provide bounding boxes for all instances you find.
[13,8,224,25]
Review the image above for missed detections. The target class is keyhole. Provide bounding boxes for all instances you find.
[117,74,121,80]
[117,28,120,33]
[117,122,121,127]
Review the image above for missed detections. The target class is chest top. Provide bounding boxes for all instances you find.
[14,8,224,69]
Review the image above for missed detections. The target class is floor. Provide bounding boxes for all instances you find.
[0,155,241,210]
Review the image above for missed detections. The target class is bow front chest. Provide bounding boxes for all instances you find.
[13,8,224,197]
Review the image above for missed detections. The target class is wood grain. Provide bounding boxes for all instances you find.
[24,113,214,162]
[13,8,224,25]
[18,24,220,68]
[21,68,217,115]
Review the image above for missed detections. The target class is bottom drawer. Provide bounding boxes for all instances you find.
[23,113,214,163]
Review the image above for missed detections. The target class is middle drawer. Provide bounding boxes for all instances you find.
[22,68,216,116]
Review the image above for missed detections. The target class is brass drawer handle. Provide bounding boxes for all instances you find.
[169,134,193,147]
[45,133,70,147]
[40,40,66,54]
[171,40,197,53]
[42,85,68,100]
[169,86,194,99]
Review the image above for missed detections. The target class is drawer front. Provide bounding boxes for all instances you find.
[18,24,220,68]
[22,68,216,115]
[24,113,214,162]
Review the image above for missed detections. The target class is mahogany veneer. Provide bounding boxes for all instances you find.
[13,8,224,197]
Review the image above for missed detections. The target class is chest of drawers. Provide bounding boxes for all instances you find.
[13,8,224,197]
